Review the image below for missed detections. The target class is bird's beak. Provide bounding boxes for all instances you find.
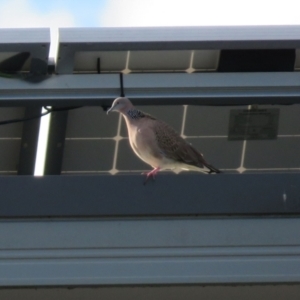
[106,106,114,115]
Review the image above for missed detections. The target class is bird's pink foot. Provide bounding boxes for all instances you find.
[142,167,160,185]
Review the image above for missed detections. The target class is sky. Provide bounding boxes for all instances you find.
[0,0,299,28]
[0,0,299,56]
[0,0,299,175]
[0,0,300,28]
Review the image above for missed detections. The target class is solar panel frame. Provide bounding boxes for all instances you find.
[57,26,300,74]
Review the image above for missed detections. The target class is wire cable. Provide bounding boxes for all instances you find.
[0,106,81,126]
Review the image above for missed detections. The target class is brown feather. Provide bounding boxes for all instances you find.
[154,119,220,173]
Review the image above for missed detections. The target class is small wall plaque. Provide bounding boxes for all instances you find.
[228,108,279,140]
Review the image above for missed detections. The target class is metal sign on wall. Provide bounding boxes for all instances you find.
[228,108,280,140]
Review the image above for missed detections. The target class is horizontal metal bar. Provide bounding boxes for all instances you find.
[1,217,300,286]
[2,218,300,249]
[0,72,300,106]
[0,28,50,45]
[0,173,300,218]
[1,249,300,286]
[0,74,120,106]
[124,72,300,105]
[59,26,300,49]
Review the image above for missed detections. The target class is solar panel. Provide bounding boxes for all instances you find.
[0,108,23,174]
[57,26,300,74]
[74,51,128,73]
[57,26,300,176]
[60,103,300,175]
[62,107,118,173]
[73,50,220,73]
[244,105,300,171]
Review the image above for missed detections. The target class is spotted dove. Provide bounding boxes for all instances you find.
[107,97,221,183]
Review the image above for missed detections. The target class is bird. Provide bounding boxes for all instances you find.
[107,97,221,183]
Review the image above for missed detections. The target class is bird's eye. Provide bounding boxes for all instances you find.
[116,102,119,105]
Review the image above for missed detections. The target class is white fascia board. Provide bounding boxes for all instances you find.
[0,217,300,286]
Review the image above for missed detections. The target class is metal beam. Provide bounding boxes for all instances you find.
[44,109,69,175]
[1,217,300,286]
[18,106,42,175]
[0,28,50,45]
[59,26,300,48]
[58,26,300,52]
[0,173,299,218]
[0,72,300,106]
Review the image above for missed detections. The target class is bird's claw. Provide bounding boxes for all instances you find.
[142,168,160,185]
[143,173,156,185]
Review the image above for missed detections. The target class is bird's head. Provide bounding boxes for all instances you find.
[107,97,133,115]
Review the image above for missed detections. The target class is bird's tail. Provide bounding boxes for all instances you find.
[204,163,222,174]
[185,143,222,174]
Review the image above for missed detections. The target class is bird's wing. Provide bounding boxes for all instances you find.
[154,120,219,172]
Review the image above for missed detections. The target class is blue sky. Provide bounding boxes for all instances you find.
[31,0,107,27]
[0,0,299,56]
